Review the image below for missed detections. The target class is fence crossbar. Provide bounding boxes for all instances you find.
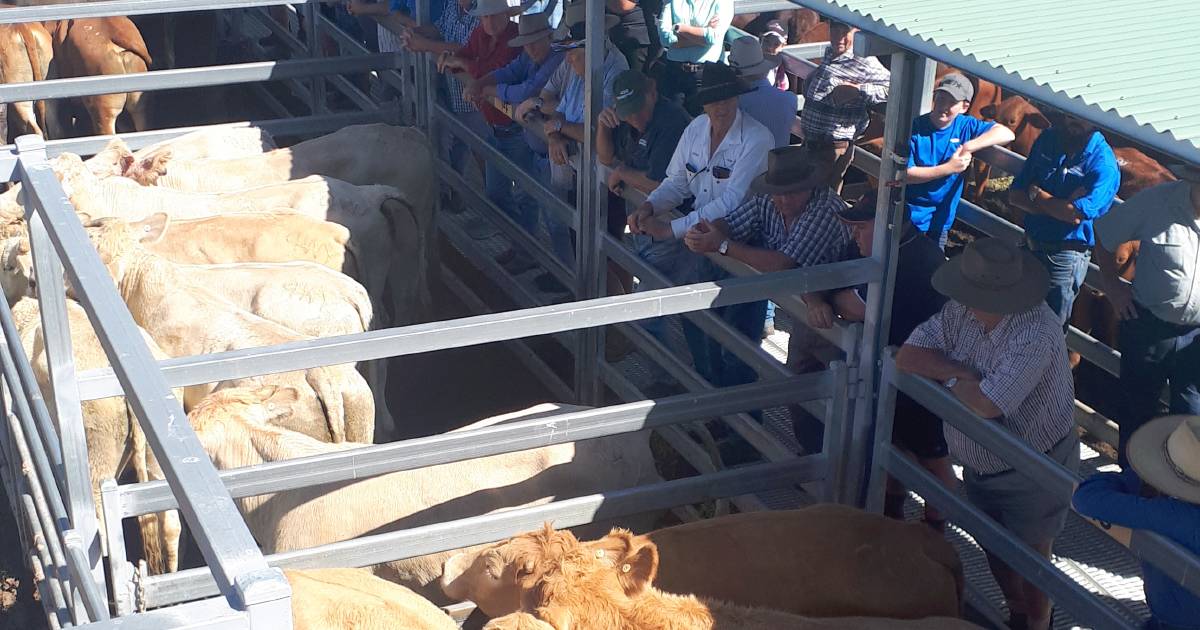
[0,0,302,24]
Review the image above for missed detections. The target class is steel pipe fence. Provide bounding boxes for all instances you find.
[140,454,828,608]
[0,0,299,23]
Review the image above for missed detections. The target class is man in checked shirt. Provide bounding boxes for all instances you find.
[799,20,890,192]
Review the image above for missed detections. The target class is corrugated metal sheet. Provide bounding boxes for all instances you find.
[786,0,1200,164]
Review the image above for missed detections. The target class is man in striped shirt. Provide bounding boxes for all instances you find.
[897,238,1078,630]
[799,21,889,191]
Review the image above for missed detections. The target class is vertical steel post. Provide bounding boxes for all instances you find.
[100,479,135,617]
[844,51,935,506]
[573,0,607,405]
[414,0,431,129]
[304,0,327,115]
[16,136,106,598]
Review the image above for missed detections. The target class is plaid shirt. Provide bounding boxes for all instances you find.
[800,50,890,143]
[724,187,850,268]
[904,301,1076,474]
[436,0,479,114]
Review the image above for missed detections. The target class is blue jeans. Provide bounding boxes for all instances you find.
[486,125,539,234]
[447,109,489,175]
[1028,247,1089,328]
[536,155,575,266]
[683,259,766,389]
[764,301,776,327]
[1117,303,1200,466]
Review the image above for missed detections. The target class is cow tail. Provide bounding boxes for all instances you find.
[307,368,346,443]
[16,25,48,132]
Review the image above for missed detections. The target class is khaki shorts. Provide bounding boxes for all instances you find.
[963,432,1080,546]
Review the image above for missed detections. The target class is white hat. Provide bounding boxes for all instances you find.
[469,0,527,17]
[728,35,781,78]
[1128,415,1200,505]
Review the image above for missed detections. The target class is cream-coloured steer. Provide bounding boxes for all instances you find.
[84,217,377,443]
[286,568,456,630]
[189,389,660,604]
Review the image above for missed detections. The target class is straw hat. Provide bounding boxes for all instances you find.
[728,35,780,77]
[509,11,554,47]
[749,146,829,195]
[1128,415,1200,504]
[930,238,1049,314]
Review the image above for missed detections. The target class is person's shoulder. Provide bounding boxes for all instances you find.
[740,112,775,145]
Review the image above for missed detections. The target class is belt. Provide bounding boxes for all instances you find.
[1025,237,1090,253]
[492,123,524,138]
[665,60,704,73]
[803,138,851,150]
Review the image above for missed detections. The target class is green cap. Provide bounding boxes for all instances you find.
[613,70,651,119]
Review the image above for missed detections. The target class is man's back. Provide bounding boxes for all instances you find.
[739,81,799,148]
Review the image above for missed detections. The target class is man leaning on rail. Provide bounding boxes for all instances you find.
[897,238,1080,630]
[626,63,772,389]
[1094,163,1200,467]
[1073,413,1200,630]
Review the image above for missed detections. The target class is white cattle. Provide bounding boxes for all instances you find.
[189,388,661,605]
[286,568,457,630]
[83,217,380,444]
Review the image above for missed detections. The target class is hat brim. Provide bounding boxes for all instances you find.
[615,93,646,119]
[933,85,972,103]
[470,0,528,17]
[553,14,620,42]
[508,27,553,47]
[749,171,826,195]
[930,249,1050,314]
[1168,164,1200,182]
[1128,415,1200,505]
[734,55,780,77]
[692,83,755,109]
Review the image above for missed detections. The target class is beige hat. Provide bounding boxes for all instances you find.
[1128,415,1200,504]
[931,238,1049,314]
[469,0,527,17]
[508,11,554,47]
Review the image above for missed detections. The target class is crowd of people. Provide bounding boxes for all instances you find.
[334,1,1199,629]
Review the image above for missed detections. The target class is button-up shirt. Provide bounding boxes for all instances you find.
[738,78,799,148]
[1014,128,1120,247]
[456,22,521,126]
[545,45,628,124]
[435,0,479,114]
[645,108,774,239]
[1073,470,1200,629]
[904,301,1076,474]
[490,50,564,104]
[799,49,890,143]
[1096,181,1200,326]
[724,187,850,267]
[657,0,733,63]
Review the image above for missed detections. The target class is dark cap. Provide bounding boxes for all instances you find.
[613,70,651,118]
[838,190,878,223]
[934,72,973,103]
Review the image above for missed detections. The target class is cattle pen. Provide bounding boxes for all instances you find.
[0,0,1198,629]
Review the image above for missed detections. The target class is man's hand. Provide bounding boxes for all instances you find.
[826,83,861,106]
[607,166,625,195]
[683,219,724,254]
[707,16,720,28]
[438,52,466,73]
[547,135,570,166]
[598,106,621,129]
[807,300,835,329]
[943,145,972,174]
[515,98,540,122]
[463,81,483,101]
[640,215,674,240]
[345,0,371,15]
[541,113,563,139]
[627,202,654,233]
[1106,280,1138,321]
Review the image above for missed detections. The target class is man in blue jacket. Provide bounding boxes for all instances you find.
[1008,109,1121,327]
[904,73,1014,249]
[1073,414,1200,630]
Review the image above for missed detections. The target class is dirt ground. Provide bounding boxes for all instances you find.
[0,485,45,630]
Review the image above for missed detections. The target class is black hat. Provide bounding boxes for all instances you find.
[691,63,754,109]
[838,190,878,223]
[613,70,652,118]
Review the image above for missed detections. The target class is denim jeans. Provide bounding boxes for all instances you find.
[1028,247,1090,328]
[446,109,489,176]
[1117,303,1200,466]
[764,301,776,327]
[486,125,539,234]
[537,155,576,266]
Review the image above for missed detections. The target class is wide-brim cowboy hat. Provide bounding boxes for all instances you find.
[553,14,620,45]
[749,146,829,195]
[728,35,781,77]
[691,62,754,109]
[470,0,532,18]
[931,238,1049,314]
[509,11,555,47]
[1129,415,1200,504]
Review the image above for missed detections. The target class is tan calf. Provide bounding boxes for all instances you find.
[286,568,457,630]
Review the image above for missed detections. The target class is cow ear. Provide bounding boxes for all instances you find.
[1029,111,1051,130]
[134,213,169,244]
[620,540,658,596]
[979,104,996,120]
[264,387,300,418]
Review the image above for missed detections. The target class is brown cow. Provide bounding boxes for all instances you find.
[979,96,1048,158]
[476,525,980,630]
[0,21,53,136]
[45,17,152,136]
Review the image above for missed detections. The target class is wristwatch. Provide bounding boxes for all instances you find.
[554,118,564,134]
[1027,185,1039,202]
[718,239,730,255]
[943,376,959,389]
[533,96,545,111]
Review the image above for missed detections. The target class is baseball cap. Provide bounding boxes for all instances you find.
[838,190,878,223]
[613,70,651,119]
[934,72,973,103]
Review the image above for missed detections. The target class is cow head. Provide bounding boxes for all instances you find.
[125,149,174,187]
[85,139,136,179]
[979,97,1049,156]
[81,214,169,289]
[0,237,34,306]
[197,386,300,428]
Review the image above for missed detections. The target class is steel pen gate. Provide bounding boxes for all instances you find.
[1,0,1198,628]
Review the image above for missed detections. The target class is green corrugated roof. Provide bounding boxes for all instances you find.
[787,0,1200,164]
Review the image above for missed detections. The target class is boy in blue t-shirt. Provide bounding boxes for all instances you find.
[904,73,1016,248]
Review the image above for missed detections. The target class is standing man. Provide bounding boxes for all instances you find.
[607,0,654,71]
[898,238,1079,630]
[628,63,773,385]
[1008,110,1120,327]
[682,146,847,387]
[806,191,955,528]
[655,0,733,113]
[799,20,890,191]
[1095,164,1200,465]
[729,35,798,149]
[904,73,1015,248]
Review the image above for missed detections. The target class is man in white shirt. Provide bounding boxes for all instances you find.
[628,62,773,386]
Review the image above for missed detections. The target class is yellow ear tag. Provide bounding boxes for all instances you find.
[621,564,631,573]
[595,550,604,559]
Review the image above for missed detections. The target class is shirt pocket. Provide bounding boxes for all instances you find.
[1139,235,1190,304]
